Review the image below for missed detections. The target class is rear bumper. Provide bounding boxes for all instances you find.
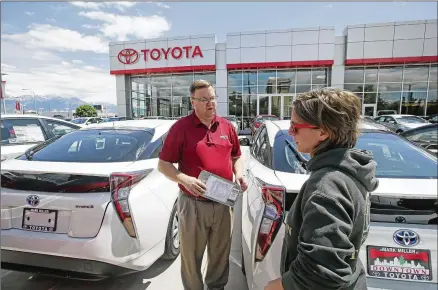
[1,249,133,280]
[1,205,151,273]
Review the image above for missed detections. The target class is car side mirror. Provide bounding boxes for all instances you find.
[239,137,252,147]
[389,121,395,124]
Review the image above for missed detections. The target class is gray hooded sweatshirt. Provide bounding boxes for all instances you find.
[280,148,379,290]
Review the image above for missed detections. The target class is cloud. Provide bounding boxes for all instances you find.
[2,27,115,104]
[324,4,333,8]
[25,11,35,16]
[3,24,108,53]
[79,11,171,41]
[3,63,115,104]
[156,2,171,9]
[2,41,115,103]
[71,2,137,12]
[1,63,17,70]
[82,24,100,29]
[46,18,56,23]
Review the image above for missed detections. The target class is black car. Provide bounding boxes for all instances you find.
[400,124,438,155]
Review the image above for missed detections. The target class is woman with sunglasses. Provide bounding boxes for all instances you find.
[265,88,379,290]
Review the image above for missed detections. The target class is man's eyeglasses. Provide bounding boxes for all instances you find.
[191,97,217,103]
[289,122,319,134]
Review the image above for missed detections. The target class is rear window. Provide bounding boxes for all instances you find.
[1,118,46,145]
[275,131,437,179]
[403,126,438,143]
[19,129,156,163]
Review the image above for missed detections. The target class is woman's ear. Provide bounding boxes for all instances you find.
[317,128,330,142]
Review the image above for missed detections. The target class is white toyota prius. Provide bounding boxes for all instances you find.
[1,120,181,280]
[240,120,438,290]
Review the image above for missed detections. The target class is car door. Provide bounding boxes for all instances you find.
[243,125,285,289]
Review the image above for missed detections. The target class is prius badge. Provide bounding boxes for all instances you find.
[393,229,420,247]
[26,195,40,207]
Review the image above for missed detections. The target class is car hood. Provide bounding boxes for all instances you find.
[275,171,437,199]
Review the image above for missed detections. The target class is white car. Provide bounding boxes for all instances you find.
[375,114,430,133]
[240,120,437,290]
[1,120,181,280]
[224,115,240,135]
[70,117,105,127]
[1,114,81,161]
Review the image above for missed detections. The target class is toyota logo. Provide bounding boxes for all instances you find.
[26,195,40,207]
[393,229,420,247]
[118,48,139,65]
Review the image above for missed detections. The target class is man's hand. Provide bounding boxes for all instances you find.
[264,278,284,290]
[236,175,248,192]
[180,175,206,196]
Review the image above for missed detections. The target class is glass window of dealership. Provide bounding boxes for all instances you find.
[344,64,437,117]
[129,63,436,125]
[130,72,215,118]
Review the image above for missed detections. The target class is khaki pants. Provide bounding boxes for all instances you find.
[178,192,233,290]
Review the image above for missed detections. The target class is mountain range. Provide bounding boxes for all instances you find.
[2,95,117,114]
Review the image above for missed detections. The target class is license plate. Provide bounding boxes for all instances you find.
[367,245,432,281]
[22,208,58,232]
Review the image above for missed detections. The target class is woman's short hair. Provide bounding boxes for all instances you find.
[292,88,361,155]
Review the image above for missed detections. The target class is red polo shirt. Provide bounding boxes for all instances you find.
[159,112,242,198]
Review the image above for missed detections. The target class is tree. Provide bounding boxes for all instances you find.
[399,256,405,265]
[75,105,97,117]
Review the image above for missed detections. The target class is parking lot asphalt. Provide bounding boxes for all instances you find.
[1,196,249,290]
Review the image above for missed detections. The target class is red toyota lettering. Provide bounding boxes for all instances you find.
[132,46,204,63]
[141,49,149,61]
[161,48,171,60]
[183,46,192,58]
[150,48,161,61]
[192,45,203,58]
[171,47,183,59]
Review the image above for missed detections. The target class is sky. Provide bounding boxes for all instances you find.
[1,1,437,104]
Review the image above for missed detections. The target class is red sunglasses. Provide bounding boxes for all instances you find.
[289,122,319,134]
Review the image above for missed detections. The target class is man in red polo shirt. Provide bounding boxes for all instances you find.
[158,79,247,290]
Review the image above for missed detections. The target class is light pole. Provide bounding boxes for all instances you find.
[21,88,36,112]
[1,73,8,114]
[22,88,36,113]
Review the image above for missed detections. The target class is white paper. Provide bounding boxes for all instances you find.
[204,176,235,203]
[198,170,241,207]
[11,125,45,143]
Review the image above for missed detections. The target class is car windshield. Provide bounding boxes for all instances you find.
[397,116,428,124]
[275,131,437,179]
[404,127,438,143]
[19,129,156,163]
[71,118,87,124]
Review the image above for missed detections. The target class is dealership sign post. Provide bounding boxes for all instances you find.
[118,46,204,65]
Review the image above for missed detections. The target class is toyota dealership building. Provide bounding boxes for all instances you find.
[110,19,437,129]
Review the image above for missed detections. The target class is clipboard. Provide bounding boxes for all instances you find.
[198,170,241,207]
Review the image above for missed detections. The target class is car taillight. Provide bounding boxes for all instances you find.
[110,170,150,238]
[255,184,285,262]
[255,122,262,128]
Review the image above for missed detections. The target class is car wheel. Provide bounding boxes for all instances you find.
[162,202,180,260]
[396,130,403,134]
